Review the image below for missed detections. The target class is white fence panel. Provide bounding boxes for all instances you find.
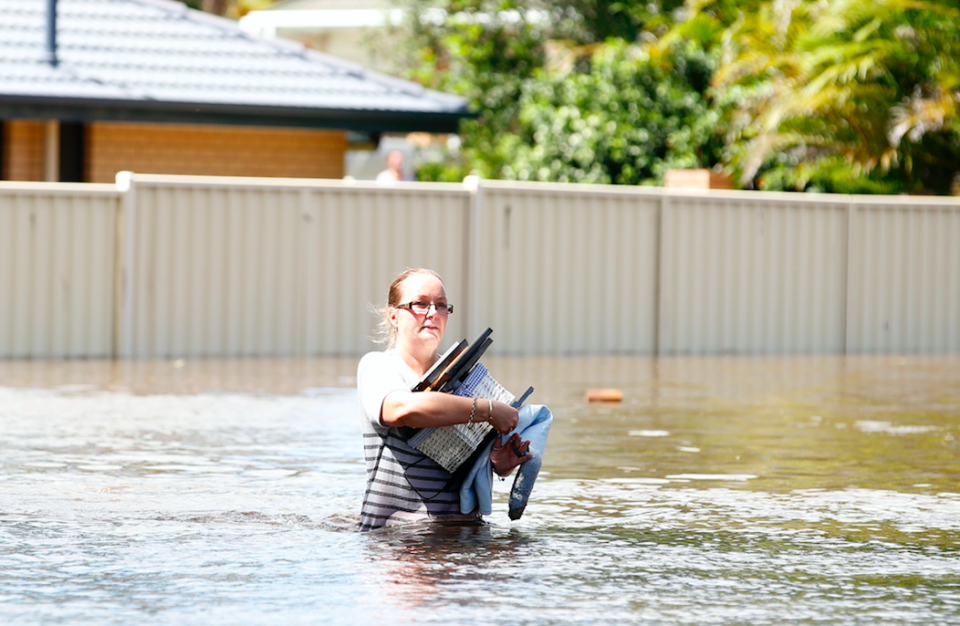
[0,183,119,358]
[474,181,659,355]
[119,174,471,358]
[122,178,308,358]
[305,182,472,356]
[4,176,960,359]
[846,197,960,353]
[658,191,848,355]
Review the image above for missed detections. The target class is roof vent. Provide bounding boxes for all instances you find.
[45,0,58,67]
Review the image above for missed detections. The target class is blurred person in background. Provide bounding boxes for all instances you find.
[376,150,413,182]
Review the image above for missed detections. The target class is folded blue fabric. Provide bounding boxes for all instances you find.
[460,404,553,516]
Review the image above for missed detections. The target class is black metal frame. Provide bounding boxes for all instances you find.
[396,301,455,315]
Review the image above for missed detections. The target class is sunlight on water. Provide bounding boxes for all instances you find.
[0,355,958,625]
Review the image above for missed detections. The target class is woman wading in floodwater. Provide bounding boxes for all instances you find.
[357,268,531,532]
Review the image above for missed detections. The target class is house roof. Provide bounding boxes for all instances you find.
[0,0,472,133]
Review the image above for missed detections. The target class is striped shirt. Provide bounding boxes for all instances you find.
[357,350,463,532]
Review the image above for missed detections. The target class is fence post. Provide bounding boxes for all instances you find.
[841,196,854,354]
[114,171,136,359]
[654,190,665,357]
[300,187,318,356]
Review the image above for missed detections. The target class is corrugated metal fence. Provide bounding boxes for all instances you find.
[118,175,471,358]
[1,173,958,358]
[0,182,119,358]
[471,181,660,355]
[847,196,960,353]
[657,191,849,355]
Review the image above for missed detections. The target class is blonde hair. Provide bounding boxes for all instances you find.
[372,268,444,348]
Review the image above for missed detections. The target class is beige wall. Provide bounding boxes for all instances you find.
[87,122,347,183]
[2,120,45,182]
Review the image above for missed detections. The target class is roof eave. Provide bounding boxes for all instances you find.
[0,95,476,134]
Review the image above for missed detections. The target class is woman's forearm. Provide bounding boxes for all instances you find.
[381,391,478,428]
[382,391,518,433]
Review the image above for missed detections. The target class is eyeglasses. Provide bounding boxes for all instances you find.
[396,301,454,316]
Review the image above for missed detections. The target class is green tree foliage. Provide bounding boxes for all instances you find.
[704,0,960,193]
[394,0,550,180]
[502,41,721,184]
[404,0,960,193]
[550,0,685,43]
[395,0,721,183]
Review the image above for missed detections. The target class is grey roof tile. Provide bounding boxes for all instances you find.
[0,0,471,132]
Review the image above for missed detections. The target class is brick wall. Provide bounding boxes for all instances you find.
[86,122,348,183]
[2,120,45,181]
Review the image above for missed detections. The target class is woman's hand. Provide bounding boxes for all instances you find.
[491,433,532,477]
[488,400,519,435]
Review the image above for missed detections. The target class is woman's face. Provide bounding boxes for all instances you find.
[389,273,448,355]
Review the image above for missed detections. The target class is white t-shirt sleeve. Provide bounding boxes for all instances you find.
[357,351,418,432]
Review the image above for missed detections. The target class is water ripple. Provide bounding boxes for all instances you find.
[1,355,959,625]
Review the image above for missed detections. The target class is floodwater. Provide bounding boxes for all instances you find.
[1,355,959,625]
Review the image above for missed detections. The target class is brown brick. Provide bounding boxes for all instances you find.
[2,120,46,181]
[86,122,347,183]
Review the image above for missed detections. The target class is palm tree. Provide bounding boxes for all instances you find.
[703,0,960,192]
